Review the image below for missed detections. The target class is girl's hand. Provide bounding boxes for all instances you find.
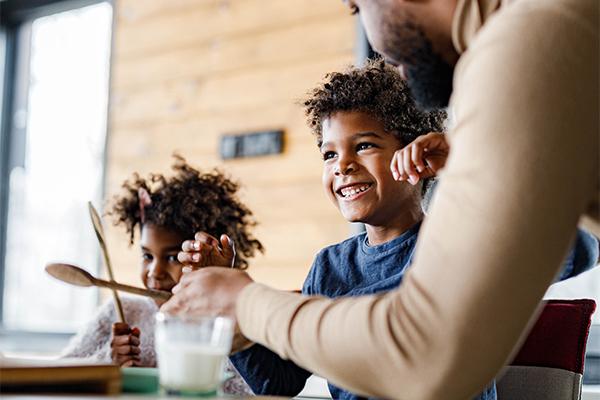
[178,232,236,270]
[111,323,142,367]
[391,132,449,185]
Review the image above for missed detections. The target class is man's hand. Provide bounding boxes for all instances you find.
[391,132,449,185]
[178,232,236,269]
[160,267,255,353]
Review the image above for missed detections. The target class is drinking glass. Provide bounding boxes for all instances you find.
[155,313,234,396]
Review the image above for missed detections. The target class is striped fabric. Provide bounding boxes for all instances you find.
[497,365,582,400]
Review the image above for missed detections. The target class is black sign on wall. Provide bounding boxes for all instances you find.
[219,130,284,160]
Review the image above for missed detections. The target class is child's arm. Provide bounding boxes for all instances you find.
[391,132,449,185]
[111,322,142,367]
[229,344,311,396]
[228,253,320,396]
[60,301,114,360]
[178,232,235,269]
[557,228,599,281]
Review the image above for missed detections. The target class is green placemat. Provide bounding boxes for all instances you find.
[121,367,160,393]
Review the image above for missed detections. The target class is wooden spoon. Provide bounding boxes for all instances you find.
[88,202,126,323]
[45,263,171,301]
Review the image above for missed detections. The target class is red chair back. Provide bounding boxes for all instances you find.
[497,299,596,400]
[511,299,596,373]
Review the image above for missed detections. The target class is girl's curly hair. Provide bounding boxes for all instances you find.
[108,155,263,269]
[303,59,447,146]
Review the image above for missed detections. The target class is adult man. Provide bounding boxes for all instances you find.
[163,0,599,398]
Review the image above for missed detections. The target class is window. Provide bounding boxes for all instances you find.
[0,0,112,348]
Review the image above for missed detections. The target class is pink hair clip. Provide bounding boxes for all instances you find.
[138,187,152,223]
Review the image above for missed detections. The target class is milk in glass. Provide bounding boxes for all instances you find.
[155,313,233,396]
[156,342,227,393]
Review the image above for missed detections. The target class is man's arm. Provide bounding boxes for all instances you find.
[237,2,599,399]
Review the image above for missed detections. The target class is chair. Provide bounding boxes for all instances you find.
[496,299,596,400]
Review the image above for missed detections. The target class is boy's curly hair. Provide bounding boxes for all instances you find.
[303,59,447,146]
[108,155,263,269]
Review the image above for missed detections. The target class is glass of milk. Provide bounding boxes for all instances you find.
[155,312,234,396]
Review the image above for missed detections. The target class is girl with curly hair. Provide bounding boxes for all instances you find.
[61,156,262,395]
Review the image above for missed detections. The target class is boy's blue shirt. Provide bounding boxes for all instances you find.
[302,222,420,299]
[230,225,599,400]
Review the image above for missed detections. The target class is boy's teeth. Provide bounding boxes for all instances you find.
[341,184,370,197]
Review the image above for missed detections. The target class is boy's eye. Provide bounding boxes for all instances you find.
[322,151,336,161]
[357,142,376,151]
[167,254,179,263]
[142,253,153,261]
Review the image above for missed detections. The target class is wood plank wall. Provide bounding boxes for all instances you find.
[104,0,356,290]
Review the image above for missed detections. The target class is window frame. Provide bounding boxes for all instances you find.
[0,0,113,351]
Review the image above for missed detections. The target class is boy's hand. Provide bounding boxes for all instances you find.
[111,322,142,367]
[178,232,236,270]
[391,132,449,185]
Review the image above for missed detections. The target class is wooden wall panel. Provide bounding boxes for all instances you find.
[105,0,355,290]
[110,56,352,128]
[113,0,351,59]
[112,15,353,91]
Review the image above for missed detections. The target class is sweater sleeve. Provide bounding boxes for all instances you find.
[60,300,115,362]
[229,344,311,396]
[235,2,599,399]
[558,228,599,281]
[228,256,321,395]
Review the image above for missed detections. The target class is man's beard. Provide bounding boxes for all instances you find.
[404,47,454,110]
[380,21,454,110]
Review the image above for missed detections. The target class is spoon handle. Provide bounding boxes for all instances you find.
[88,202,126,323]
[93,278,172,301]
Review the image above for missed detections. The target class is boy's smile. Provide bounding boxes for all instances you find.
[321,111,423,237]
[336,182,373,200]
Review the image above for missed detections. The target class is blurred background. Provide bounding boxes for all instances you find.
[0,0,598,383]
[0,0,358,354]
